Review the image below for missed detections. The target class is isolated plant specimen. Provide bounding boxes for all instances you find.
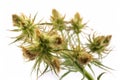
[10,9,112,80]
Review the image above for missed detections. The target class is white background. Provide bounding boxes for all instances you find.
[0,0,120,80]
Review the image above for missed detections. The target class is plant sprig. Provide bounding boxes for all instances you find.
[10,9,113,80]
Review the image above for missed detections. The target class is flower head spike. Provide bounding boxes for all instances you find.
[50,9,66,31]
[87,34,112,55]
[52,9,60,18]
[11,13,39,44]
[71,12,85,34]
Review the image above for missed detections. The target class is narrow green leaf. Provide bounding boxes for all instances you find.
[59,70,71,80]
[88,64,95,76]
[9,29,21,32]
[97,72,106,80]
[9,35,24,44]
[39,65,49,77]
[31,56,42,74]
[32,12,38,23]
[93,60,113,71]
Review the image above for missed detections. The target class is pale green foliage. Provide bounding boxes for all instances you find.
[10,9,112,80]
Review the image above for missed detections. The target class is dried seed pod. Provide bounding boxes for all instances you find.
[103,35,112,46]
[78,53,93,65]
[12,14,21,26]
[12,14,25,26]
[52,58,60,72]
[55,37,62,45]
[21,46,37,60]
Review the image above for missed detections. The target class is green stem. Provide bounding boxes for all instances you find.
[64,53,94,80]
[74,61,94,80]
[76,34,81,50]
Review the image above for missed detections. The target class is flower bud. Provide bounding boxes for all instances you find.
[78,52,93,65]
[12,14,25,27]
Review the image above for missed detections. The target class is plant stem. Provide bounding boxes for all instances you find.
[74,61,94,80]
